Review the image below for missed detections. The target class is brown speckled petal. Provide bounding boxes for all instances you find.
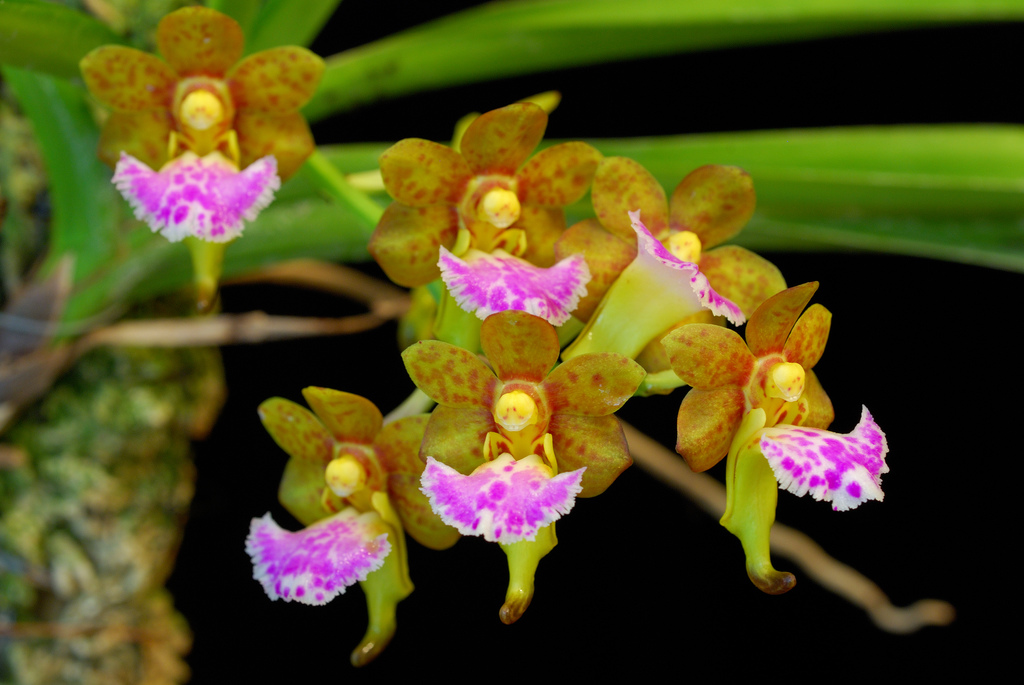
[542,354,644,416]
[675,385,745,472]
[277,458,328,527]
[235,110,314,182]
[369,203,459,287]
[554,219,636,322]
[795,369,834,430]
[480,310,560,383]
[517,206,566,268]
[97,110,173,170]
[516,141,602,207]
[549,414,630,497]
[380,138,472,206]
[258,397,333,467]
[592,156,668,243]
[157,6,243,76]
[388,472,461,550]
[700,245,786,319]
[301,387,382,444]
[746,282,819,357]
[669,165,755,249]
[80,46,177,111]
[460,102,547,175]
[374,415,430,474]
[227,46,324,112]
[662,323,756,390]
[402,340,498,408]
[784,303,832,370]
[420,405,493,475]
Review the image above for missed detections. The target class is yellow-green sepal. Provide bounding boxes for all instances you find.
[720,408,796,595]
[184,236,230,313]
[498,522,557,625]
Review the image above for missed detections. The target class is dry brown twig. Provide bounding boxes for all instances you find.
[620,421,955,634]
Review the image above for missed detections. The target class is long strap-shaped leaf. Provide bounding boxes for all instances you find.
[310,124,1024,271]
[0,0,125,79]
[2,67,123,283]
[304,0,1024,121]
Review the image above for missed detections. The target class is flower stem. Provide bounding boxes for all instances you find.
[301,149,384,227]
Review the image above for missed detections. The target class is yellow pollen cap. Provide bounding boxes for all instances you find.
[766,362,805,403]
[478,188,521,229]
[493,390,538,432]
[180,90,225,131]
[325,454,367,498]
[667,230,702,263]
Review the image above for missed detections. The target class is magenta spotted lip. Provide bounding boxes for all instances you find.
[420,454,585,544]
[245,509,391,606]
[438,247,590,326]
[113,150,280,242]
[759,405,889,512]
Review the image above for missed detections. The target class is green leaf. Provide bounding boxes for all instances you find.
[0,0,125,79]
[588,126,1024,271]
[206,0,264,35]
[244,0,343,54]
[304,0,1024,122]
[2,66,122,283]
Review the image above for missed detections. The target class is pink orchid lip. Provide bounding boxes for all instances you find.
[438,246,590,326]
[419,454,585,544]
[112,151,280,242]
[759,405,889,512]
[562,210,744,361]
[628,210,745,326]
[245,509,391,606]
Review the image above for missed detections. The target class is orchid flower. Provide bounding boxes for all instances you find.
[80,6,323,178]
[402,310,644,621]
[561,210,745,362]
[248,388,457,666]
[555,157,784,323]
[661,283,889,593]
[369,102,603,288]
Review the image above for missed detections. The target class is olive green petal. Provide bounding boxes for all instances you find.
[700,245,787,319]
[517,206,566,268]
[460,102,547,175]
[156,6,243,77]
[480,310,560,383]
[278,457,328,527]
[662,323,755,389]
[592,156,668,243]
[542,353,644,416]
[379,138,472,206]
[420,405,492,475]
[784,303,832,371]
[301,387,383,444]
[97,110,173,170]
[516,141,602,207]
[374,415,430,475]
[369,202,459,287]
[258,397,333,466]
[235,110,314,182]
[227,46,324,112]
[554,219,635,322]
[669,165,756,249]
[796,369,834,430]
[388,473,461,550]
[675,385,745,472]
[746,282,819,357]
[80,46,176,111]
[402,340,498,408]
[549,414,630,497]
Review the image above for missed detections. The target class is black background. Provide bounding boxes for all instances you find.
[168,1,1020,680]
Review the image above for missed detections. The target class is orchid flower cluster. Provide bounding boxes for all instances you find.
[81,6,890,668]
